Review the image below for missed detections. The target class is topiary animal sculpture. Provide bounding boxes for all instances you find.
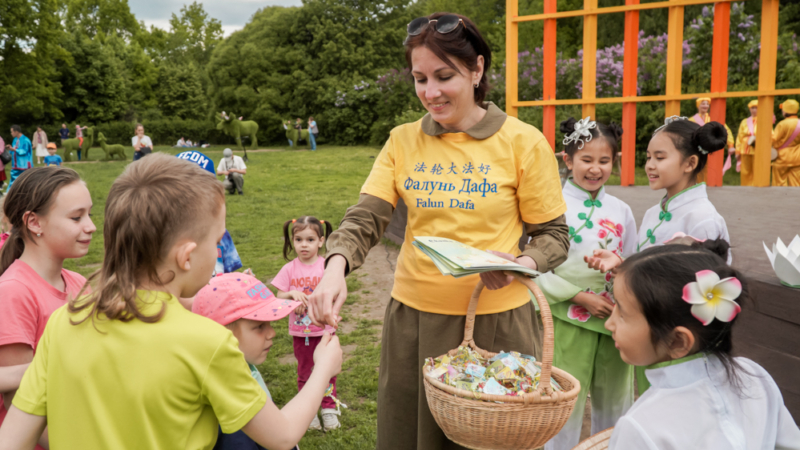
[216,112,258,161]
[96,132,127,160]
[283,120,310,149]
[61,126,95,162]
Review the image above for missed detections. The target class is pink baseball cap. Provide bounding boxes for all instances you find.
[193,273,301,326]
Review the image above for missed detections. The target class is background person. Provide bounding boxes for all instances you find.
[31,128,48,165]
[308,117,319,151]
[58,124,69,145]
[691,98,735,181]
[5,126,33,193]
[217,148,247,195]
[307,13,569,450]
[74,124,87,161]
[131,123,153,161]
[771,99,800,187]
[43,144,61,167]
[735,99,765,186]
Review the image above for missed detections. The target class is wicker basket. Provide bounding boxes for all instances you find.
[570,427,614,450]
[422,274,581,450]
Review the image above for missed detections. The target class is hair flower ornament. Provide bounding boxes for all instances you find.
[682,270,742,326]
[654,115,689,134]
[563,116,597,149]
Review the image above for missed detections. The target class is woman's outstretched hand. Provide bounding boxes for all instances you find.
[307,255,348,328]
[584,249,623,273]
[480,251,537,290]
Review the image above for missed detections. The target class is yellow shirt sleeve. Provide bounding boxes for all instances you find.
[361,131,400,207]
[725,124,735,148]
[12,307,54,417]
[202,333,268,434]
[516,134,567,224]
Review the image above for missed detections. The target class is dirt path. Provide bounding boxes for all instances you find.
[339,242,399,335]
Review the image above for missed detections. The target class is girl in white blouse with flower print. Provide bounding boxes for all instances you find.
[537,118,637,450]
[605,240,800,450]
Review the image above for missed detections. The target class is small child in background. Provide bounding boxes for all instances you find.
[272,216,340,432]
[538,118,637,450]
[193,273,304,450]
[43,144,61,167]
[606,240,800,449]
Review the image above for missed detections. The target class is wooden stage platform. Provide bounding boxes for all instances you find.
[385,186,800,420]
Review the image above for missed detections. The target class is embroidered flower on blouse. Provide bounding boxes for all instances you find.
[598,218,623,237]
[567,304,592,322]
[598,229,608,239]
[682,270,742,326]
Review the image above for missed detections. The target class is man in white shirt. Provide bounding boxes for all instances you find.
[217,148,247,195]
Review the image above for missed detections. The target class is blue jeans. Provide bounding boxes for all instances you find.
[309,132,317,150]
[213,427,299,450]
[77,150,81,161]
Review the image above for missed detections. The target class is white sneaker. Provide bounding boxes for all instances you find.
[321,408,341,431]
[308,414,322,431]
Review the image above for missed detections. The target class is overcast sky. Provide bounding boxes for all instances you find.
[130,0,302,36]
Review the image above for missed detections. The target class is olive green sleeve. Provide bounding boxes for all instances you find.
[325,194,395,275]
[519,214,570,273]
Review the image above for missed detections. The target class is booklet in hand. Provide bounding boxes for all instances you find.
[412,236,541,278]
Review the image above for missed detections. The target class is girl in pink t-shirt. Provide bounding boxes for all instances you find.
[0,166,96,448]
[272,216,340,432]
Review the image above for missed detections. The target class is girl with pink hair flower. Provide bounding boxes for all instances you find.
[605,240,800,449]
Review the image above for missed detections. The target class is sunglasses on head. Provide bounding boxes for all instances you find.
[406,14,464,40]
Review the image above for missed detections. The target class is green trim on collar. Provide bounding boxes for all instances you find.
[567,177,605,203]
[420,102,507,139]
[646,352,706,370]
[661,182,706,212]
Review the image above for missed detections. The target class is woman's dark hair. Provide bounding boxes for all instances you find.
[0,167,82,276]
[617,239,748,389]
[656,119,727,176]
[560,117,623,162]
[282,216,333,260]
[404,13,492,104]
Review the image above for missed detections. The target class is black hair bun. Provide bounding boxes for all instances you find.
[607,122,624,141]
[693,121,727,154]
[692,238,731,259]
[560,117,578,135]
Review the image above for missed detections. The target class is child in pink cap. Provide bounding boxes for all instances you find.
[194,272,340,450]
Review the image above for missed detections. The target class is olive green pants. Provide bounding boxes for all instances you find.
[376,298,542,450]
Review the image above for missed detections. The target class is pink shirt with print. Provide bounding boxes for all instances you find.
[0,259,88,446]
[271,256,335,338]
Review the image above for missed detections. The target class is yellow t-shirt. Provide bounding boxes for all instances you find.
[362,116,566,315]
[13,291,267,450]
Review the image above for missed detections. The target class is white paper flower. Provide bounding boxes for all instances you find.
[562,116,597,149]
[763,236,800,288]
[682,270,742,326]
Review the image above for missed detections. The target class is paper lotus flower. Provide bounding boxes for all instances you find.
[682,270,742,326]
[763,236,800,288]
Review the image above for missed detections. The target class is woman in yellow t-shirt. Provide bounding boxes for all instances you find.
[772,99,800,186]
[308,13,569,450]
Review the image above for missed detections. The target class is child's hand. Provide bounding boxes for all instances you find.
[289,290,308,304]
[584,249,623,273]
[572,292,615,319]
[313,333,343,379]
[243,268,255,276]
[294,304,306,315]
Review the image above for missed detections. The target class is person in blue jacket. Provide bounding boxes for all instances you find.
[5,125,33,193]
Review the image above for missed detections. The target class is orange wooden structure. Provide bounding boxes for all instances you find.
[505,0,800,187]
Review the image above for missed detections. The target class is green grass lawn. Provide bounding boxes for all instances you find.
[0,143,742,448]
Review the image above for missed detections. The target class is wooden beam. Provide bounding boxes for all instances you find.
[542,0,558,150]
[506,0,519,119]
[754,0,780,186]
[582,0,598,119]
[621,0,639,186]
[664,0,685,117]
[707,1,731,187]
[512,0,742,22]
[510,89,800,107]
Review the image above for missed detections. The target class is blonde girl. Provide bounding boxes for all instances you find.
[272,216,340,432]
[0,167,95,449]
[0,153,342,450]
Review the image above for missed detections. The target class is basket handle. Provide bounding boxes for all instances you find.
[460,273,556,396]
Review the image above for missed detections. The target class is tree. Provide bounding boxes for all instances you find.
[164,2,223,67]
[157,65,208,120]
[0,0,64,125]
[63,0,141,39]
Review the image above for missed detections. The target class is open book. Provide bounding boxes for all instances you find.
[412,236,541,278]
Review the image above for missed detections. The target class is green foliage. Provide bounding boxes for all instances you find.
[157,65,208,120]
[63,0,141,39]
